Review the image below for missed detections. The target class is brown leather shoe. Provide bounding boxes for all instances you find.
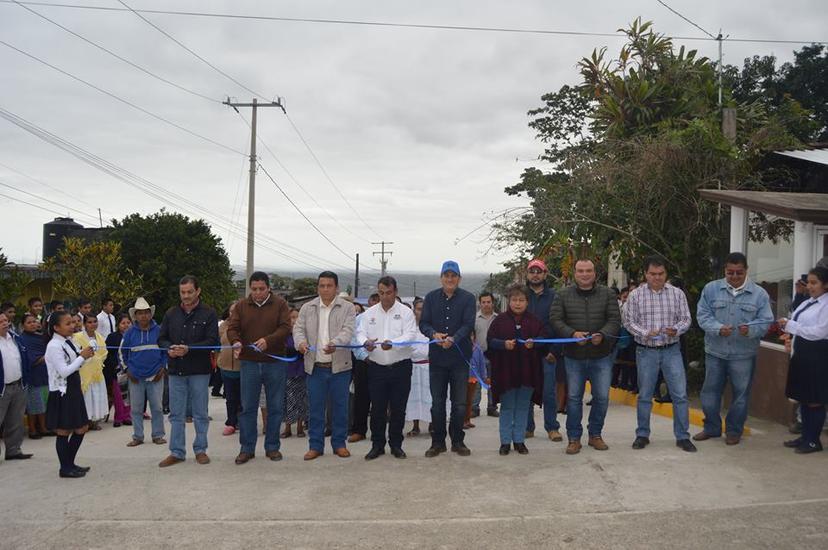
[152,437,167,445]
[234,452,254,465]
[195,453,210,465]
[158,455,185,468]
[334,447,351,458]
[126,438,143,447]
[566,440,582,455]
[693,431,720,441]
[304,449,323,461]
[266,450,283,461]
[588,436,609,451]
[725,434,741,446]
[347,433,366,443]
[548,430,563,442]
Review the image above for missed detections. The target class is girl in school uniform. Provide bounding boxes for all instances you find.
[45,311,95,478]
[73,314,109,430]
[780,266,828,454]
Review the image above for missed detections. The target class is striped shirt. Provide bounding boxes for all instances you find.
[623,283,691,347]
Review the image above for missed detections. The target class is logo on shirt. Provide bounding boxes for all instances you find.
[368,317,377,325]
[393,314,401,320]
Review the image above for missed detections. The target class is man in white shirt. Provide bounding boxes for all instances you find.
[357,276,419,460]
[0,312,33,460]
[96,298,117,340]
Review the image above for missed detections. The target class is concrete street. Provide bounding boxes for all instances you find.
[2,396,827,549]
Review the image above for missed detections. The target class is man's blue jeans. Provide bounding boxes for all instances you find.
[527,357,560,433]
[307,366,350,452]
[239,361,286,454]
[635,346,690,440]
[168,373,210,459]
[128,377,165,441]
[565,355,613,440]
[429,362,468,447]
[499,386,533,445]
[700,354,756,437]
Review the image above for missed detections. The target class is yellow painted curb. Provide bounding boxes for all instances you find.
[606,386,750,436]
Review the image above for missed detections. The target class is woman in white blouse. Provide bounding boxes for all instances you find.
[44,311,94,478]
[779,266,828,454]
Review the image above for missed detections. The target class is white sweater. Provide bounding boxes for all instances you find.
[45,334,84,395]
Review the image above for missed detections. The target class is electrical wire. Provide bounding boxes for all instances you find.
[10,0,222,104]
[0,105,357,275]
[0,179,100,225]
[0,39,245,156]
[284,112,383,240]
[0,1,824,44]
[116,0,269,99]
[0,190,70,218]
[656,0,716,39]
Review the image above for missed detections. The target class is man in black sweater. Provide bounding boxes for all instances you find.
[157,275,219,467]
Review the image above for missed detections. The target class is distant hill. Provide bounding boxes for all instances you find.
[232,266,493,298]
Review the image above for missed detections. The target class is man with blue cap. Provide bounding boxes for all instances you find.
[419,260,477,457]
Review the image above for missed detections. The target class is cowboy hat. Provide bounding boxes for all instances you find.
[128,297,156,320]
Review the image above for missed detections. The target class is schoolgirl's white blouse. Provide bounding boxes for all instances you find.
[45,333,85,395]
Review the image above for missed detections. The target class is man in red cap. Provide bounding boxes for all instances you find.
[525,259,564,442]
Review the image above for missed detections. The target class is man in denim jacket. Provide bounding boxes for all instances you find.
[694,252,773,445]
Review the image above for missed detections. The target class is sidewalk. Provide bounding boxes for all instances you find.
[2,396,826,549]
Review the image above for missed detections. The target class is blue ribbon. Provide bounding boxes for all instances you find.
[108,344,301,362]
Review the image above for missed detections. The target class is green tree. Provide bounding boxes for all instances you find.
[0,249,32,305]
[493,18,807,298]
[291,277,318,296]
[39,238,143,308]
[108,210,236,317]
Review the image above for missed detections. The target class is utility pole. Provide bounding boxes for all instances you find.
[372,241,394,277]
[354,253,360,298]
[716,31,724,107]
[223,97,285,282]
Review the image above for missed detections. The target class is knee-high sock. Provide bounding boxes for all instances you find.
[56,435,71,471]
[68,432,85,466]
[806,406,826,445]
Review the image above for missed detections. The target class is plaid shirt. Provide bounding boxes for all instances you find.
[623,283,691,347]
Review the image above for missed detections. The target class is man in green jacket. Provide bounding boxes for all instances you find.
[550,259,622,455]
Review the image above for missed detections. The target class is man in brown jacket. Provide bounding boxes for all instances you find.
[227,271,291,464]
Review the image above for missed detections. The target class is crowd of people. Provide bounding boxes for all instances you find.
[0,251,826,478]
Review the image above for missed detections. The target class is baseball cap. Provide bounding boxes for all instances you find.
[440,260,461,276]
[527,259,548,272]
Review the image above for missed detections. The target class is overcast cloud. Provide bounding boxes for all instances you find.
[1,0,825,274]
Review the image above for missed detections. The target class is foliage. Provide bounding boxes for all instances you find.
[493,18,810,300]
[39,238,143,309]
[291,277,318,296]
[0,249,32,305]
[108,210,236,317]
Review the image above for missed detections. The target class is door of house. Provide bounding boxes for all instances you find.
[816,226,828,263]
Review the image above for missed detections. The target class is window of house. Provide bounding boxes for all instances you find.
[746,229,793,343]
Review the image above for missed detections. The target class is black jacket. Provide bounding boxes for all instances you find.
[158,302,219,376]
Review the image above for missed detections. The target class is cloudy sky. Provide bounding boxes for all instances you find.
[1,0,824,275]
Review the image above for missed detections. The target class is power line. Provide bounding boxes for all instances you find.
[0,105,357,274]
[234,112,374,245]
[0,39,245,156]
[257,162,357,263]
[655,0,716,39]
[0,190,70,218]
[1,1,825,45]
[10,0,221,104]
[284,113,382,239]
[115,0,269,99]
[0,179,99,225]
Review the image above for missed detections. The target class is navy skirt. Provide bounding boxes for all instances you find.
[46,371,89,431]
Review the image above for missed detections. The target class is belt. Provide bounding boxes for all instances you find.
[4,379,22,386]
[368,359,412,368]
[640,342,678,350]
[413,360,430,365]
[313,362,332,368]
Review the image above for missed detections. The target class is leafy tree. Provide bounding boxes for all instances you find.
[108,210,236,317]
[493,18,808,299]
[39,238,143,308]
[292,277,318,296]
[269,273,293,290]
[0,249,32,305]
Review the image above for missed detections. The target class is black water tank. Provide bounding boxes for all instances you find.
[43,217,83,260]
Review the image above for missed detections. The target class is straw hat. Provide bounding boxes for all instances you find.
[128,297,156,320]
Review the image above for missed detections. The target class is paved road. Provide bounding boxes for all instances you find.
[2,396,826,549]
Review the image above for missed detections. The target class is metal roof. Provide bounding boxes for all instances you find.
[775,148,828,166]
[698,190,828,223]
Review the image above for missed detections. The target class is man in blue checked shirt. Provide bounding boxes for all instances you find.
[419,260,476,458]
